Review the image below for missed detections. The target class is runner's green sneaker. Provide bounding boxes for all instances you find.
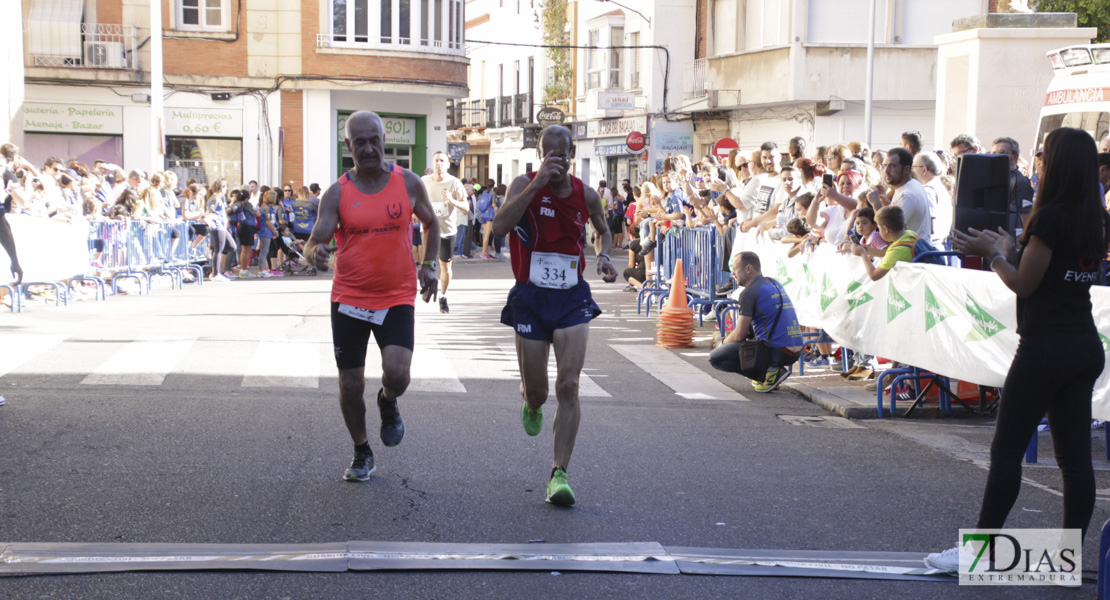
[521,402,543,436]
[545,467,575,505]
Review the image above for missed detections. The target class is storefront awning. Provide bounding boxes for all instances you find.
[28,0,85,58]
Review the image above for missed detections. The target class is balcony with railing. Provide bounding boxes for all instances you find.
[512,92,532,126]
[497,95,512,127]
[465,99,486,128]
[28,24,139,70]
[317,0,465,57]
[683,58,707,100]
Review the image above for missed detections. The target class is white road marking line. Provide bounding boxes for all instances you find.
[611,344,748,401]
[82,339,196,386]
[241,340,324,388]
[497,344,610,397]
[0,333,67,377]
[364,339,467,393]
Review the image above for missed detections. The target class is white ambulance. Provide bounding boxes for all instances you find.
[1035,44,1110,152]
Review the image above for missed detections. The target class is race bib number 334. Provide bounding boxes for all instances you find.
[529,252,578,290]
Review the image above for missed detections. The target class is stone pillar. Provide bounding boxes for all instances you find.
[934,13,1094,157]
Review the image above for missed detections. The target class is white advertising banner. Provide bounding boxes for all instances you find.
[0,215,90,283]
[732,230,1110,419]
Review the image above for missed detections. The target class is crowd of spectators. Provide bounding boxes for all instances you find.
[1,141,325,290]
[615,130,1110,389]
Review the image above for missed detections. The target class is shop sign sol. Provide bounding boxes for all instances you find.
[165,108,242,138]
[382,117,416,145]
[22,103,123,135]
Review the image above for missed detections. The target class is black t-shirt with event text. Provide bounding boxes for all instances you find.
[1017,204,1100,336]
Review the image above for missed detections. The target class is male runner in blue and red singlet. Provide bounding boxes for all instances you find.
[492,125,618,505]
[306,111,441,482]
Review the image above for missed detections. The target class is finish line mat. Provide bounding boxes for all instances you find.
[0,541,953,581]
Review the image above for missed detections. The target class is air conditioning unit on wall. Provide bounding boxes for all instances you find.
[84,41,125,68]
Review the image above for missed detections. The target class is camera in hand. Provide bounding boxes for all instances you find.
[822,173,835,187]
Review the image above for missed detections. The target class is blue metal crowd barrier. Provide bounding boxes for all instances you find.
[638,226,733,323]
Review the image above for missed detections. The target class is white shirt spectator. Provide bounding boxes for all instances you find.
[738,172,784,221]
[923,176,952,246]
[891,178,932,241]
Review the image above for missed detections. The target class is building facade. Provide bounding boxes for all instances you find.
[18,0,467,188]
[571,0,697,187]
[684,0,990,156]
[448,0,548,188]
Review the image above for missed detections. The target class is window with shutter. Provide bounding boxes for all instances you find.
[712,0,737,56]
[807,0,886,44]
[743,0,763,51]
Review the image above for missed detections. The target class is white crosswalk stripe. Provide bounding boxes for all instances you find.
[0,333,67,378]
[82,339,197,386]
[611,344,748,401]
[496,343,611,398]
[241,340,326,389]
[0,330,747,401]
[363,339,467,393]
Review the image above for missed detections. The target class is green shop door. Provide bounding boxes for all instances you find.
[336,111,427,177]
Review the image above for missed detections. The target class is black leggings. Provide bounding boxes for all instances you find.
[976,331,1104,539]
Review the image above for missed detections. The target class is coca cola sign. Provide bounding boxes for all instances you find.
[626,131,646,152]
[536,106,566,126]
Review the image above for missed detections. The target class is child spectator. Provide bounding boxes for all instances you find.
[851,205,911,281]
[839,206,887,259]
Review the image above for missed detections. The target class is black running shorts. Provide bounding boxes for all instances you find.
[331,303,415,370]
[438,235,456,262]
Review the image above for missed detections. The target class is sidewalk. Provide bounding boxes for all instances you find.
[784,368,980,420]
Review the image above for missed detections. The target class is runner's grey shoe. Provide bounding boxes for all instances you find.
[378,389,406,447]
[343,449,376,482]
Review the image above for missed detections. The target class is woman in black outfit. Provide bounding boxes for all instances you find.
[925,127,1110,574]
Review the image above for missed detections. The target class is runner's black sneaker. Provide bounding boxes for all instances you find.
[343,448,375,481]
[439,297,449,313]
[377,388,406,447]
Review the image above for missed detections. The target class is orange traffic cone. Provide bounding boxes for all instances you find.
[657,259,696,348]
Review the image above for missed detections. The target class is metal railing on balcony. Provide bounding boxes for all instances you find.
[498,95,512,127]
[684,58,707,100]
[30,24,139,70]
[485,99,497,127]
[468,99,486,128]
[512,92,532,126]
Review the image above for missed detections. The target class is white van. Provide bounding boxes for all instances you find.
[1035,44,1110,152]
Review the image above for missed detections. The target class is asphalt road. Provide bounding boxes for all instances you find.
[1,260,1107,599]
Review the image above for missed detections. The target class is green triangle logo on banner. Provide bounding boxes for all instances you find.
[1100,333,1110,353]
[845,281,873,312]
[820,274,838,311]
[776,259,793,287]
[887,281,911,323]
[924,285,954,332]
[965,293,1006,341]
[798,264,814,299]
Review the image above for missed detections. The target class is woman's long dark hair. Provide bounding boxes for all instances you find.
[1022,127,1110,261]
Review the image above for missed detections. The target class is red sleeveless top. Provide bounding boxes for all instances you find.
[508,174,589,287]
[331,164,416,309]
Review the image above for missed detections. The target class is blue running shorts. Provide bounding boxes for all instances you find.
[500,280,602,342]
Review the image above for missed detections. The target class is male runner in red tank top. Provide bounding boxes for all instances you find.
[492,125,618,505]
[305,111,441,482]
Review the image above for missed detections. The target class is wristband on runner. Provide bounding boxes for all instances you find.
[597,253,610,262]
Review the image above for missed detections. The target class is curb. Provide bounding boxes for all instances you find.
[784,381,879,420]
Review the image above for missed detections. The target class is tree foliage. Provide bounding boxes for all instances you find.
[536,0,573,106]
[1034,0,1110,42]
